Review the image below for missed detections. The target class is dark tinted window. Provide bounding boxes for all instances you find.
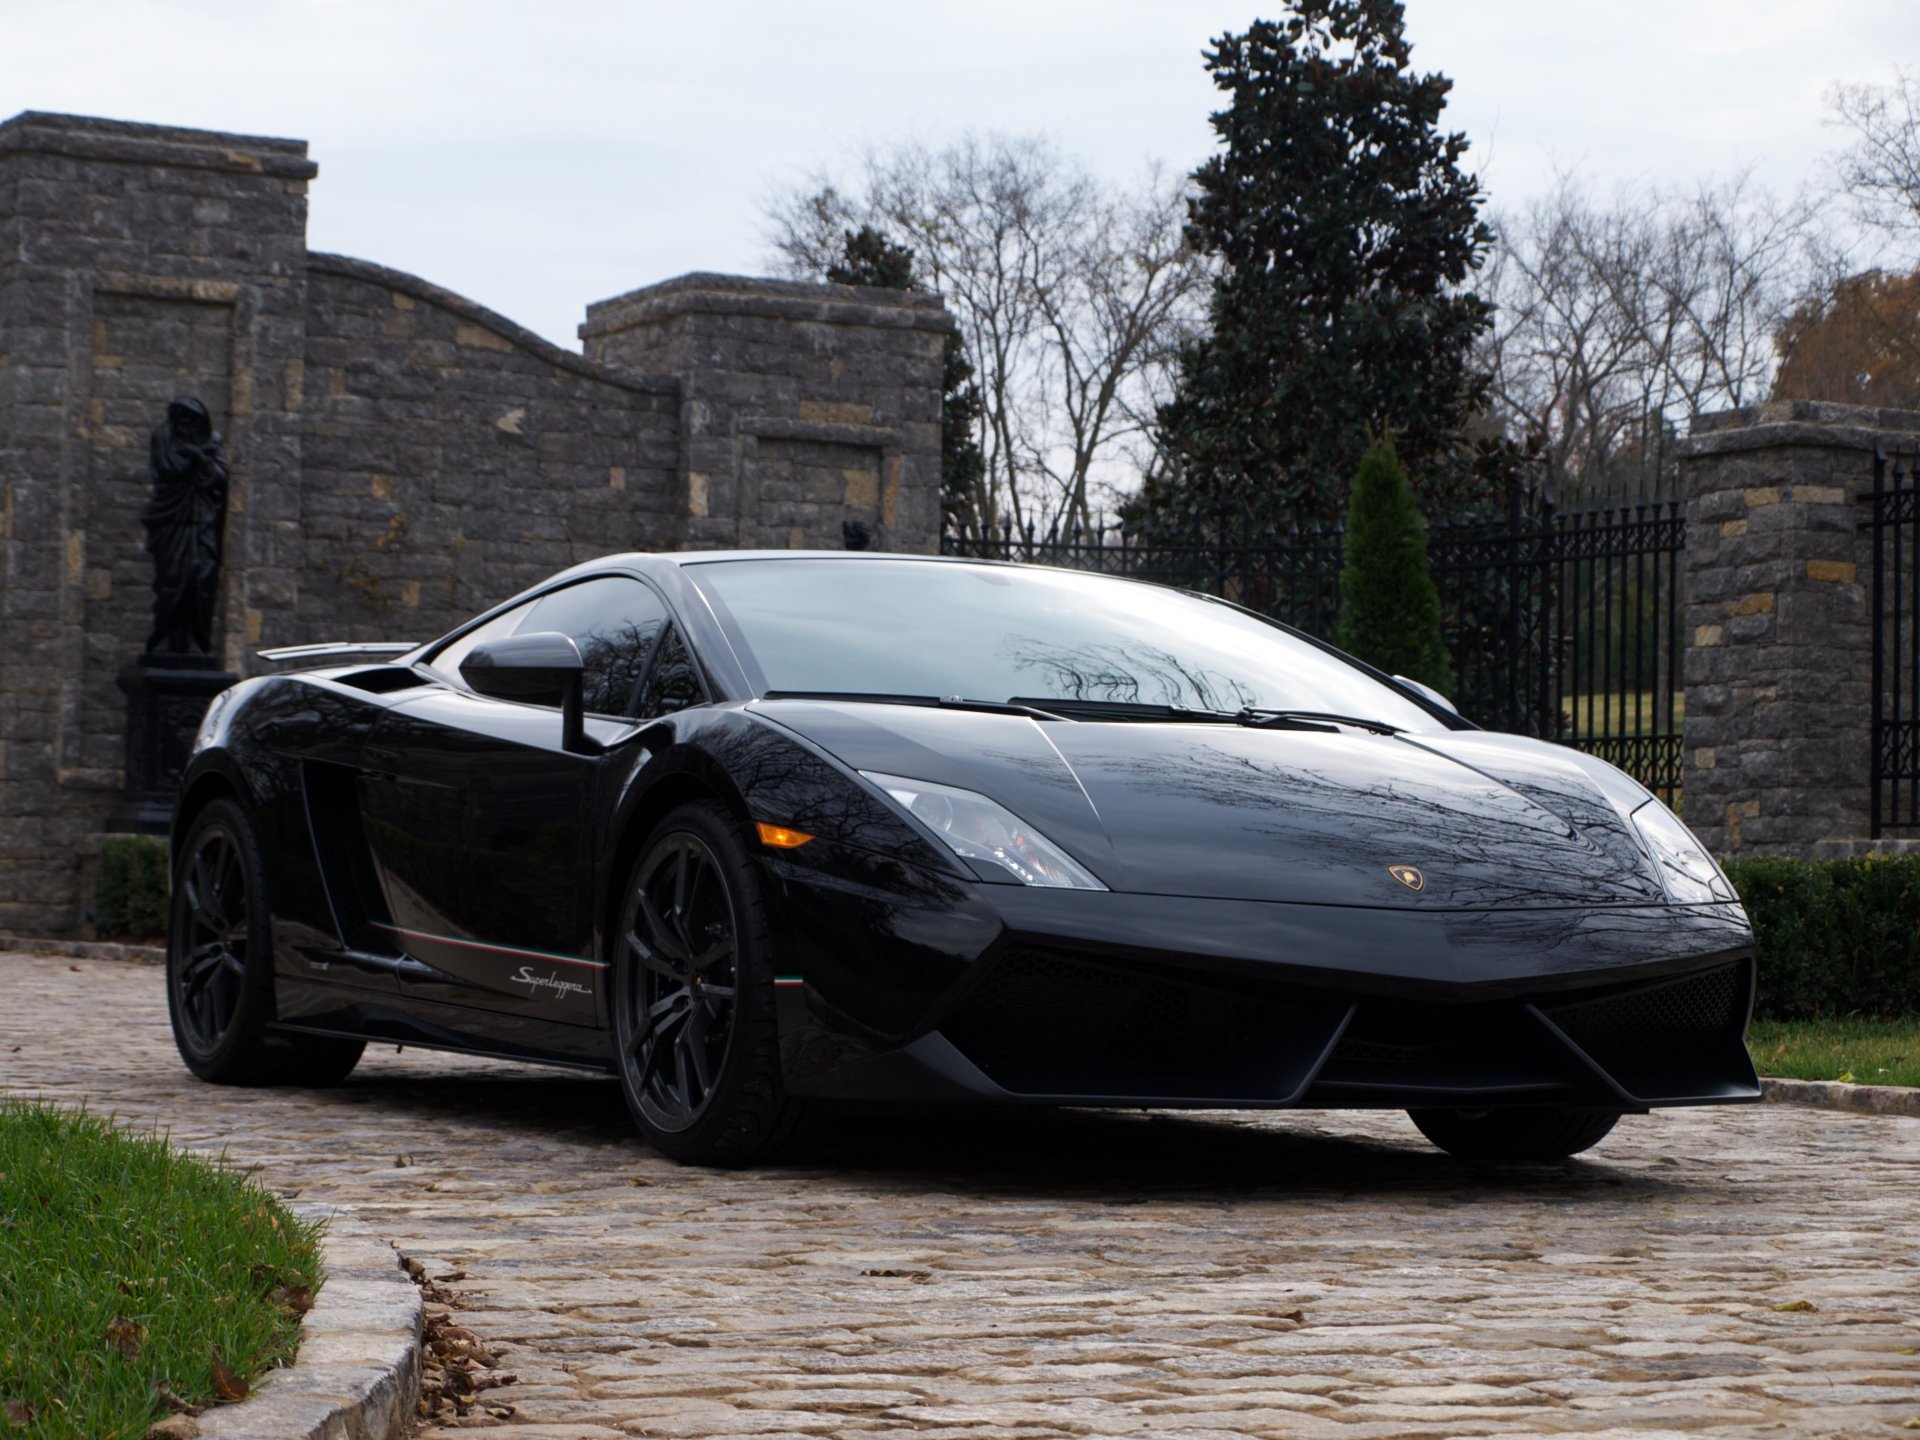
[430,576,669,716]
[518,578,669,715]
[638,625,706,717]
[428,602,533,681]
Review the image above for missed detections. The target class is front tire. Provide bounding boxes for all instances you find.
[612,801,804,1165]
[1409,1106,1621,1161]
[166,797,363,1086]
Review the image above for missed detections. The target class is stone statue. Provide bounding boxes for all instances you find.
[140,397,228,654]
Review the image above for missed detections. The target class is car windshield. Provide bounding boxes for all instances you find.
[687,558,1440,730]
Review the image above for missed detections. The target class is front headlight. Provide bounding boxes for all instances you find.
[861,772,1107,890]
[1631,798,1734,904]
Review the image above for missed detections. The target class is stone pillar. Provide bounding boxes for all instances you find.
[579,274,950,554]
[1677,401,1920,858]
[0,112,315,933]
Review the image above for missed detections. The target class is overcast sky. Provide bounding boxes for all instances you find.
[5,1,1914,347]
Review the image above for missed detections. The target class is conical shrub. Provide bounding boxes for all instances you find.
[1335,436,1453,694]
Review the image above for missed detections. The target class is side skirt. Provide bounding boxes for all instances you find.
[273,976,615,1072]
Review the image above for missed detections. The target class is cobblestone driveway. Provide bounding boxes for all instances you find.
[4,954,1918,1438]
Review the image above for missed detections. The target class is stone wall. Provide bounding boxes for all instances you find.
[1677,401,1920,858]
[581,274,947,553]
[0,111,950,937]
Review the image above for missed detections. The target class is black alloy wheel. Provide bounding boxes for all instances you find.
[172,819,251,1056]
[613,801,804,1164]
[165,797,363,1086]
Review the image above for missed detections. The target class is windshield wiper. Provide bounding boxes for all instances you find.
[1236,708,1404,735]
[1005,697,1245,724]
[1007,697,1402,734]
[762,690,1064,721]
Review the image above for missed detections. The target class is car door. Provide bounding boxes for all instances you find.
[359,574,670,1025]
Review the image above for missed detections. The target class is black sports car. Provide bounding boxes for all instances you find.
[166,552,1758,1165]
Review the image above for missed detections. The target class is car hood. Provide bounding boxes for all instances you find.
[751,700,1667,909]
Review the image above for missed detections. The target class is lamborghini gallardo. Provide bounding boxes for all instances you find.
[165,553,1758,1164]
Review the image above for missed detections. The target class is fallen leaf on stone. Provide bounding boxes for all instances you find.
[1276,1308,1306,1324]
[486,1405,515,1420]
[625,1177,654,1187]
[68,965,81,972]
[207,1350,248,1403]
[433,1270,466,1282]
[269,1284,315,1316]
[1901,1419,1920,1431]
[1770,1300,1818,1313]
[394,1154,413,1168]
[105,1316,148,1359]
[146,1414,201,1438]
[860,1268,932,1281]
[3,1399,36,1427]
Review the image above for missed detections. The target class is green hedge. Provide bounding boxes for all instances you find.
[92,835,169,940]
[1726,854,1920,1020]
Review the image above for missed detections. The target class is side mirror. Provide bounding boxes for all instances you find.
[1392,674,1459,717]
[461,631,595,753]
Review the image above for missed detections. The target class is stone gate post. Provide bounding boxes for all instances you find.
[579,275,950,554]
[1677,401,1920,858]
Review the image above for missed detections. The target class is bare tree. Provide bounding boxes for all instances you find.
[1831,68,1920,244]
[1480,172,1825,499]
[765,136,1206,535]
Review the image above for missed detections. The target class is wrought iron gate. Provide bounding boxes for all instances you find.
[1867,443,1920,836]
[943,479,1688,802]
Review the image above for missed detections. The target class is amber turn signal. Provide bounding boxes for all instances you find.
[756,822,814,849]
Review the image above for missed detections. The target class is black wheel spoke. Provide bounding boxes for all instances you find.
[685,1005,713,1097]
[688,938,731,973]
[634,891,689,963]
[673,1031,693,1105]
[648,987,691,1021]
[625,927,681,979]
[672,843,691,927]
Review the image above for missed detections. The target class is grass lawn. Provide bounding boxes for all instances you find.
[1565,689,1685,739]
[0,1100,321,1438]
[1748,1018,1920,1088]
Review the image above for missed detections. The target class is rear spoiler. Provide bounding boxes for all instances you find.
[257,641,417,668]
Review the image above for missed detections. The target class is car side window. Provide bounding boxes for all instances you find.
[427,602,533,683]
[515,578,670,716]
[637,624,707,717]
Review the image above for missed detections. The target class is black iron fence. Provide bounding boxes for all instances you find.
[943,480,1688,801]
[1867,444,1920,836]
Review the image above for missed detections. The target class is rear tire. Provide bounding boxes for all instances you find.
[1409,1106,1621,1161]
[166,797,364,1086]
[611,801,806,1165]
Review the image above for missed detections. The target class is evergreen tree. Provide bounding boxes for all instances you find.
[1335,436,1451,692]
[825,226,989,537]
[1143,3,1492,537]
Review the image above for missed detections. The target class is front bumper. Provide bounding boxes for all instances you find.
[767,858,1759,1111]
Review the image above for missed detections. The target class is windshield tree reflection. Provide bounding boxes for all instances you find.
[689,559,1437,729]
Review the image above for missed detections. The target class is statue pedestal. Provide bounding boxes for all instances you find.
[111,653,238,834]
